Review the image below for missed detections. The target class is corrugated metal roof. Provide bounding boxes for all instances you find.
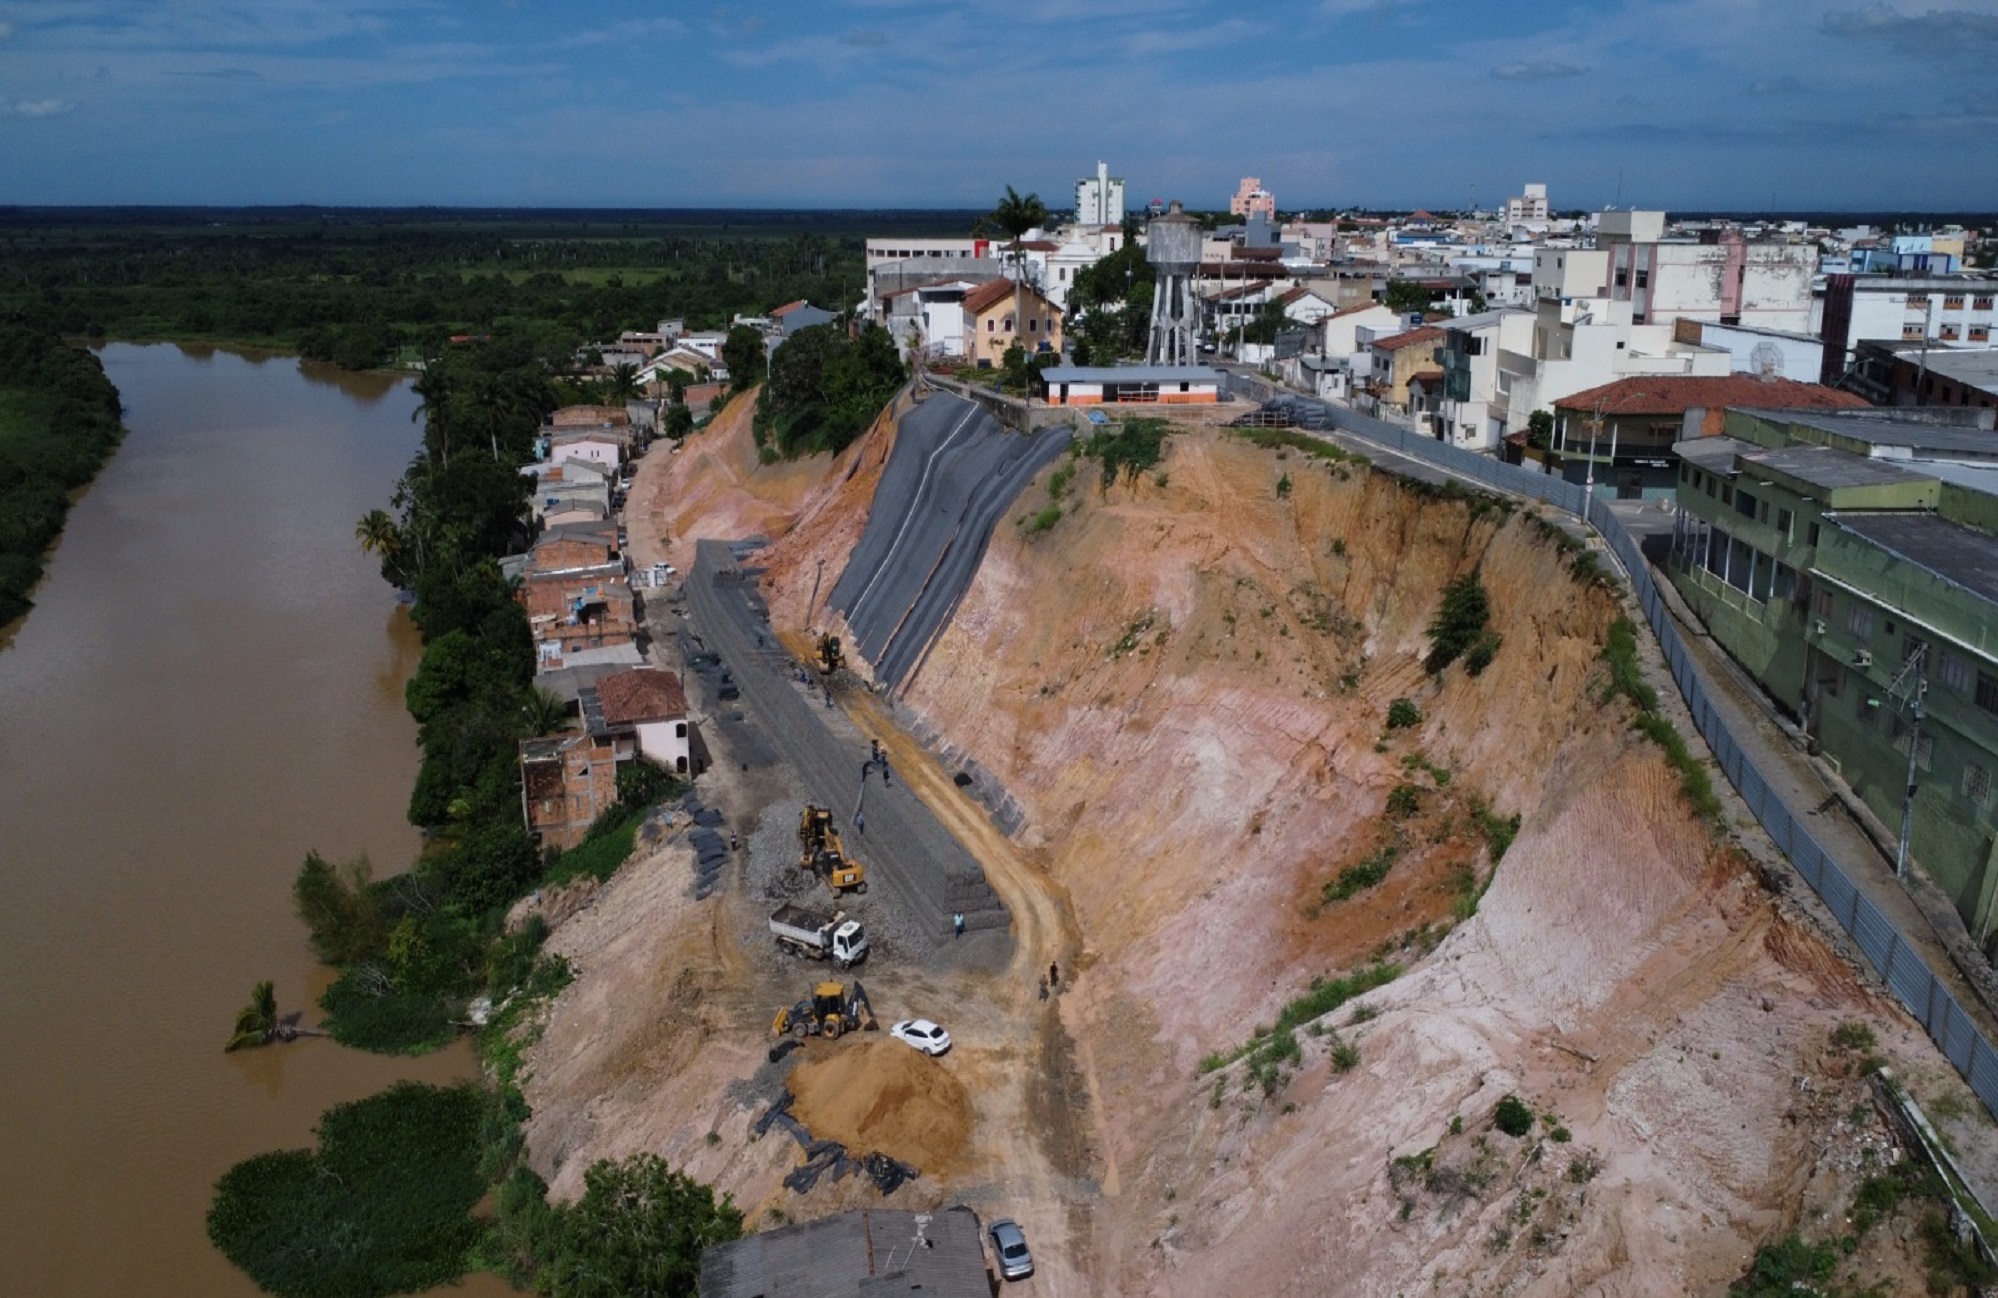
[1832,512,1998,607]
[1742,445,1932,490]
[1038,366,1223,383]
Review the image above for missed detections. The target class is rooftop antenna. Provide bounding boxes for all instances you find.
[1614,170,1623,210]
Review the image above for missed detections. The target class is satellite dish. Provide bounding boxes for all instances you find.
[1750,341,1784,379]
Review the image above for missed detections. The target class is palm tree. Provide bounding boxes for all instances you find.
[521,686,569,737]
[224,980,278,1052]
[986,186,1050,361]
[606,361,642,405]
[355,508,407,586]
[410,357,453,471]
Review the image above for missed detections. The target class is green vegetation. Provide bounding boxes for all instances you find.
[1200,962,1401,1074]
[1064,218,1154,365]
[1425,569,1492,674]
[207,1082,486,1298]
[542,806,644,888]
[0,211,900,367]
[1232,425,1363,464]
[1022,503,1062,536]
[1323,842,1400,903]
[225,981,280,1053]
[1471,800,1522,863]
[1599,617,1725,826]
[534,1153,743,1297]
[1386,783,1422,819]
[1492,1094,1534,1138]
[752,323,904,459]
[1078,416,1172,490]
[0,322,125,626]
[1275,472,1292,498]
[1386,697,1422,730]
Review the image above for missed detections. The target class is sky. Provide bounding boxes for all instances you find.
[2,0,1996,212]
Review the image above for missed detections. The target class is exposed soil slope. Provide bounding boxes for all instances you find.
[546,400,1975,1296]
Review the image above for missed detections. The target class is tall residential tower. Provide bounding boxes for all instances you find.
[1075,160,1126,227]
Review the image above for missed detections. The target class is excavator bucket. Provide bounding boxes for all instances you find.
[847,981,879,1031]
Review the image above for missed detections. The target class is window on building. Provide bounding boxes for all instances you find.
[1614,268,1628,288]
[987,319,996,333]
[1978,670,1998,715]
[1973,295,1995,311]
[1908,293,1930,308]
[1941,324,1961,341]
[1758,499,1771,525]
[1965,763,1993,808]
[1813,588,1836,619]
[1705,476,1718,497]
[1944,295,1966,311]
[1736,489,1758,518]
[1773,563,1797,601]
[1845,603,1873,639]
[1891,717,1934,771]
[1722,484,1734,506]
[1821,663,1845,699]
[1903,324,1928,341]
[1903,635,1926,667]
[1776,507,1792,537]
[1974,326,1992,343]
[1938,650,1973,694]
[1635,270,1649,289]
[1808,522,1821,547]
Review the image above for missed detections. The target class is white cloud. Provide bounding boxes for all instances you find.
[4,99,76,117]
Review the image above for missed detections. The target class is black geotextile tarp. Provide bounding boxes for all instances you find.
[829,393,1070,688]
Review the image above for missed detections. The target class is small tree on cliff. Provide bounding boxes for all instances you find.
[1425,570,1492,674]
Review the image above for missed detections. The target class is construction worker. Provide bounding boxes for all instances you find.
[1049,962,1059,990]
[854,811,865,835]
[953,911,965,939]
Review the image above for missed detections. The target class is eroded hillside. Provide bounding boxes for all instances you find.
[746,413,1948,1294]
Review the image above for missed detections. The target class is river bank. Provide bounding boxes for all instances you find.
[0,343,505,1295]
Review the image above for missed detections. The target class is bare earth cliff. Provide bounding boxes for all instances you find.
[536,391,1980,1296]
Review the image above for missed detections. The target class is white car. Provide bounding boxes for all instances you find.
[890,1019,951,1056]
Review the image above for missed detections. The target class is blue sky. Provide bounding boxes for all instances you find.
[2,0,1995,211]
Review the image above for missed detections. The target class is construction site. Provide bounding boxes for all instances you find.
[507,378,1998,1296]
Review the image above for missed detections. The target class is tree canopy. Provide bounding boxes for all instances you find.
[753,323,904,459]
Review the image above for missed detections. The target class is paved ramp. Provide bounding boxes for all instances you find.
[830,392,1070,688]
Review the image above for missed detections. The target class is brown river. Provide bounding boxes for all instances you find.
[0,344,512,1295]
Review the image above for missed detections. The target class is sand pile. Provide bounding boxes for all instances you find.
[787,1038,972,1173]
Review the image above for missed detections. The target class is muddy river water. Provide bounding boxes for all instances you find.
[0,344,510,1295]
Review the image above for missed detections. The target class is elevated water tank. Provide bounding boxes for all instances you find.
[1146,200,1203,275]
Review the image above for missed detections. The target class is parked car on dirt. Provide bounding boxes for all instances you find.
[889,1019,951,1056]
[988,1217,1033,1281]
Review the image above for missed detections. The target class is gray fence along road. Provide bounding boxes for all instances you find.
[688,540,1010,955]
[1228,375,1998,1116]
[830,392,1073,688]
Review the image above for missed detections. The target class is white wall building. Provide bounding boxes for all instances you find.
[1434,309,1536,451]
[1599,211,1815,332]
[1504,183,1549,228]
[1074,160,1125,227]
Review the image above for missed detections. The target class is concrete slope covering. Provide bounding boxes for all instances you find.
[828,391,1071,688]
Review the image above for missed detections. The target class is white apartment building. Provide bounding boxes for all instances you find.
[1074,161,1125,227]
[865,237,990,270]
[1497,245,1732,430]
[1598,210,1815,332]
[1504,183,1549,228]
[1433,308,1536,451]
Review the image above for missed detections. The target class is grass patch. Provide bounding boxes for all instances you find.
[1232,426,1357,463]
[1600,618,1723,827]
[1386,697,1422,730]
[1200,962,1400,1075]
[542,805,642,887]
[1323,842,1400,903]
[1021,502,1062,535]
[1078,416,1172,490]
[1493,1094,1534,1138]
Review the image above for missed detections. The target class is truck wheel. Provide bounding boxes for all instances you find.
[824,1019,843,1041]
[792,1021,809,1040]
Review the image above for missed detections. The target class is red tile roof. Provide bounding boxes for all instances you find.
[595,668,689,726]
[1552,375,1873,415]
[1372,326,1446,353]
[962,278,1046,316]
[771,299,810,317]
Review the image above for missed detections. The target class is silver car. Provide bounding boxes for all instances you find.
[988,1217,1033,1281]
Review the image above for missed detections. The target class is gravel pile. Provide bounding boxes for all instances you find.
[741,795,930,968]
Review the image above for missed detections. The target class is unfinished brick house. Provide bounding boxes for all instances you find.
[519,732,619,849]
[514,521,640,671]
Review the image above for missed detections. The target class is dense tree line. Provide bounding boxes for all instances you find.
[0,319,125,626]
[752,323,905,459]
[1064,219,1154,366]
[0,220,878,368]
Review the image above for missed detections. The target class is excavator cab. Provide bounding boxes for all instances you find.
[816,633,843,676]
[797,804,867,895]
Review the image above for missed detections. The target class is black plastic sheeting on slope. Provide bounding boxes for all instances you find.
[829,392,1071,689]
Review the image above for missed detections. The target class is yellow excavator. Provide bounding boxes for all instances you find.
[797,803,867,895]
[815,632,843,676]
[772,980,877,1040]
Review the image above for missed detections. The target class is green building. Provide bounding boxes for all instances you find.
[1667,410,1998,945]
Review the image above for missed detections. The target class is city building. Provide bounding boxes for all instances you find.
[1667,413,1998,943]
[1849,342,1998,410]
[1599,211,1815,332]
[1674,319,1825,382]
[1815,273,1998,384]
[1229,176,1275,219]
[1433,308,1535,451]
[770,300,837,336]
[1551,374,1869,499]
[1365,325,1447,416]
[1036,364,1222,406]
[583,667,693,775]
[1504,182,1550,230]
[961,278,1063,368]
[519,731,619,850]
[1074,159,1125,227]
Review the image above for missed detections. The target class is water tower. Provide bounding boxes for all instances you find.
[1145,200,1203,366]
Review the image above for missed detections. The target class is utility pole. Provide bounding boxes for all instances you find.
[1889,645,1928,880]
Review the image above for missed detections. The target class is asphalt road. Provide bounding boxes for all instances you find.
[687,539,1011,968]
[830,391,1072,687]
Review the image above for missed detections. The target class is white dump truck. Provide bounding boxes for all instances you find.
[768,904,869,967]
